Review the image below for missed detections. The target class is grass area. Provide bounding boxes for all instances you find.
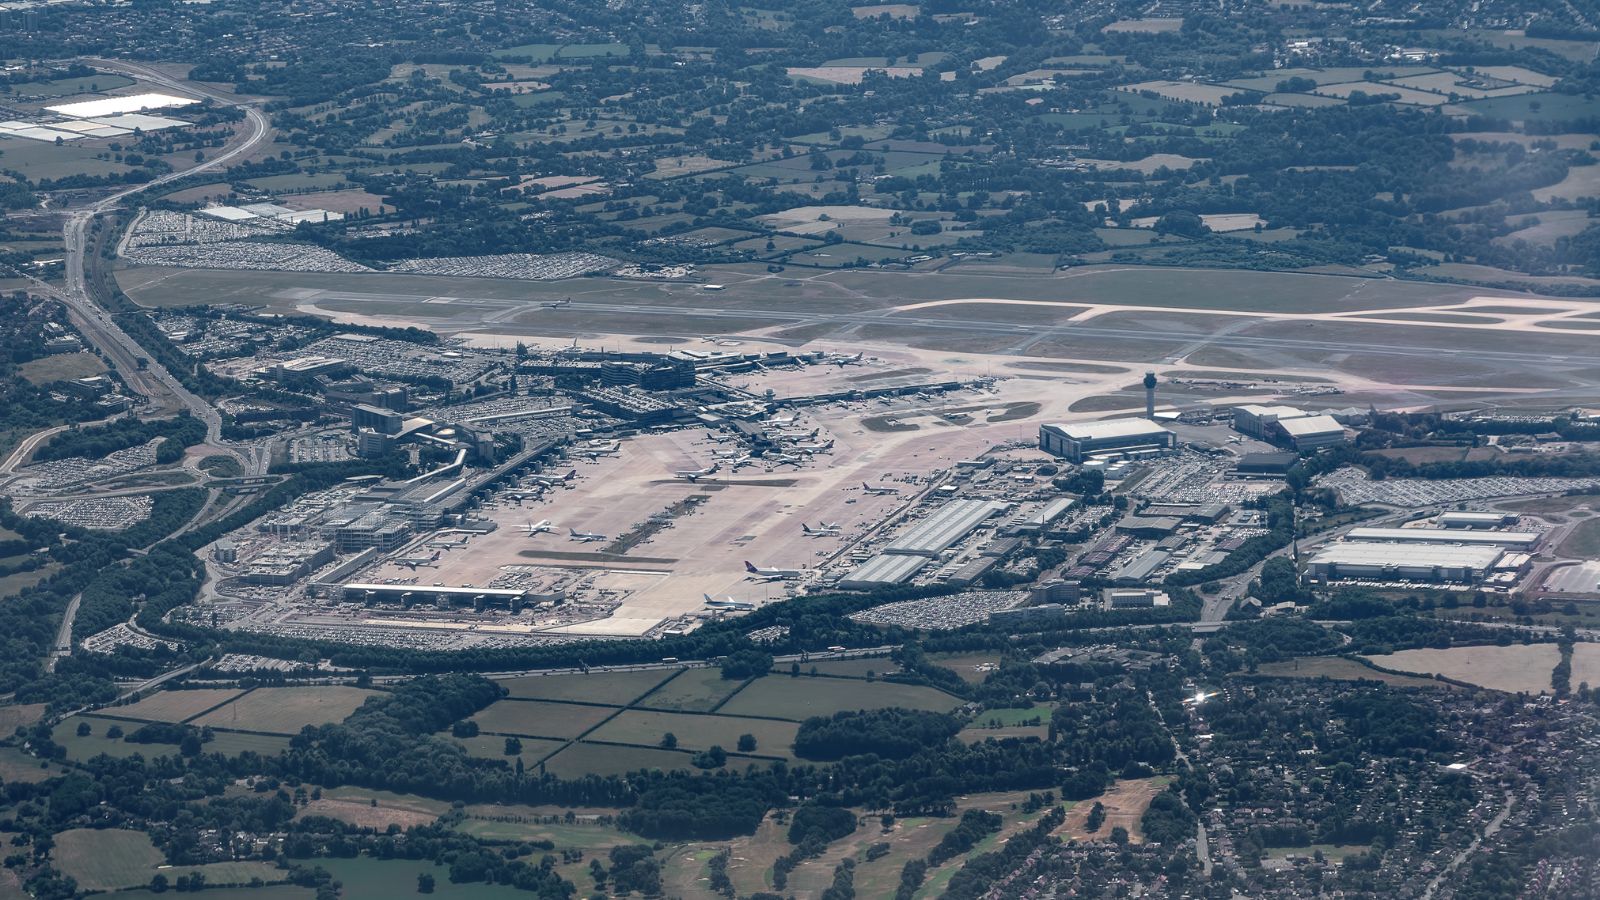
[17,352,106,385]
[1056,777,1169,844]
[0,746,55,784]
[495,668,670,704]
[1560,518,1600,558]
[53,828,281,891]
[14,73,135,97]
[635,667,750,711]
[0,564,60,601]
[718,674,962,720]
[297,785,451,830]
[541,742,707,778]
[1456,91,1600,121]
[199,454,244,477]
[455,815,648,848]
[1501,493,1600,514]
[796,657,899,678]
[929,651,1004,683]
[313,856,536,900]
[1253,656,1447,689]
[192,686,379,734]
[587,709,798,757]
[493,42,628,61]
[450,733,566,766]
[113,888,309,900]
[966,703,1048,728]
[110,688,244,723]
[469,699,615,740]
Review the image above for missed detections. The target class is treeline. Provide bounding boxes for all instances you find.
[34,414,205,463]
[793,709,963,761]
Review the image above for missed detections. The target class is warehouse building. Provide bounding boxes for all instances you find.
[1308,543,1504,583]
[1233,405,1312,439]
[1345,527,1541,549]
[1279,414,1347,450]
[1039,419,1176,462]
[838,554,931,590]
[883,499,1009,557]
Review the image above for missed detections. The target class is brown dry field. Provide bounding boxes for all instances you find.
[1056,777,1169,844]
[1363,644,1561,694]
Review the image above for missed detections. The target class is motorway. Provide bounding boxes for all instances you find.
[25,60,272,460]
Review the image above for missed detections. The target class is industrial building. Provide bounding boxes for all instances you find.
[1278,415,1346,450]
[1308,542,1504,583]
[882,499,1009,557]
[1345,527,1541,549]
[1039,419,1176,462]
[1232,405,1346,450]
[1435,512,1520,529]
[838,553,931,590]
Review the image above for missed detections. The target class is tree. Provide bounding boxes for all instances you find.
[417,873,435,894]
[737,733,757,752]
[660,732,678,749]
[504,737,522,756]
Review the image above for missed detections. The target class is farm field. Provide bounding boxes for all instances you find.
[717,673,962,719]
[634,667,750,711]
[451,733,567,766]
[1561,518,1600,558]
[1363,644,1561,694]
[541,741,709,778]
[312,856,536,900]
[297,786,452,829]
[0,746,54,784]
[1253,656,1448,689]
[468,698,615,739]
[52,828,282,891]
[111,688,244,723]
[586,708,798,757]
[191,686,379,734]
[494,668,670,704]
[1570,644,1600,689]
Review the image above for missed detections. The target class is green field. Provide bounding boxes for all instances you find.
[112,888,309,900]
[451,733,566,766]
[635,667,749,711]
[17,352,106,385]
[718,675,962,720]
[14,73,135,97]
[112,688,244,723]
[1561,518,1600,558]
[493,42,628,61]
[540,741,709,778]
[496,668,670,704]
[53,717,292,761]
[192,686,379,734]
[586,709,798,757]
[468,699,615,739]
[53,828,282,891]
[1457,91,1600,121]
[310,857,536,900]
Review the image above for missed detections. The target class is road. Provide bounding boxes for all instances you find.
[44,592,81,673]
[27,59,271,455]
[1420,791,1514,900]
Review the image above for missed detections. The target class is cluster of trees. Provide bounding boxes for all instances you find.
[793,708,963,761]
[34,413,205,463]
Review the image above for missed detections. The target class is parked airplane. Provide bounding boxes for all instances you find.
[801,523,840,537]
[396,550,441,570]
[534,470,577,487]
[831,351,865,367]
[703,593,756,611]
[675,462,720,482]
[745,561,803,580]
[862,481,898,495]
[523,520,554,536]
[569,528,607,543]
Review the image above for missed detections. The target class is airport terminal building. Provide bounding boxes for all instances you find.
[1039,420,1177,463]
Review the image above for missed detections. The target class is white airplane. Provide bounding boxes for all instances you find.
[831,352,864,367]
[745,561,803,580]
[396,550,441,570]
[861,481,898,495]
[523,519,554,536]
[703,593,756,611]
[675,462,720,482]
[801,523,840,537]
[543,296,572,309]
[534,470,577,487]
[767,453,801,466]
[569,528,607,543]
